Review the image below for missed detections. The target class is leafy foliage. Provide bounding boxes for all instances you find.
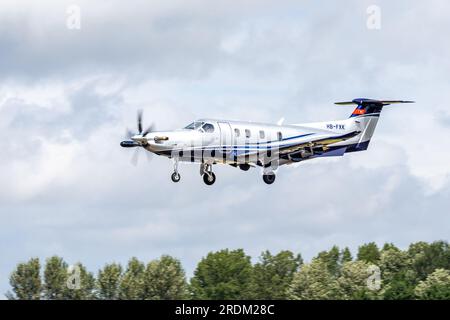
[143,255,188,299]
[248,250,302,299]
[414,269,450,300]
[190,249,252,300]
[97,263,123,300]
[357,242,381,264]
[64,263,96,300]
[408,241,450,281]
[336,261,382,300]
[289,258,339,300]
[7,258,41,300]
[379,246,415,299]
[118,257,145,299]
[6,241,450,300]
[43,256,69,300]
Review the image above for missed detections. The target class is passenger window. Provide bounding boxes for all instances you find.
[259,130,265,139]
[277,132,283,141]
[202,123,215,133]
[234,128,240,137]
[245,129,251,138]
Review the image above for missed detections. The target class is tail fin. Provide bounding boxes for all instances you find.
[335,98,414,118]
[335,98,414,152]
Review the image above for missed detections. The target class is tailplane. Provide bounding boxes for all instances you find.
[335,98,414,118]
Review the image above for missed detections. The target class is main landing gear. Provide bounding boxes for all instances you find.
[171,158,181,183]
[201,163,216,186]
[262,173,276,185]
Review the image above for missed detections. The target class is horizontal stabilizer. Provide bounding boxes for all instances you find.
[335,98,414,118]
[335,98,414,106]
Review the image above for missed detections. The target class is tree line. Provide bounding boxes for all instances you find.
[7,241,450,300]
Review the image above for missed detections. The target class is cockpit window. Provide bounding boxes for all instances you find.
[184,121,204,130]
[202,123,215,133]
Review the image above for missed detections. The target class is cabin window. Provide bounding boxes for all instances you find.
[234,128,240,137]
[202,123,215,133]
[259,130,265,139]
[277,132,283,141]
[245,129,251,138]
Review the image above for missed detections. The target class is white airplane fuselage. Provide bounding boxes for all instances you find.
[142,115,376,166]
[121,98,413,184]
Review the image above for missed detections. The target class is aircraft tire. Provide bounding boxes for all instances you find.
[262,173,276,185]
[171,172,181,183]
[203,172,216,185]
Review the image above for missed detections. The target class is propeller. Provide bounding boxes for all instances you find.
[120,110,155,166]
[137,109,154,138]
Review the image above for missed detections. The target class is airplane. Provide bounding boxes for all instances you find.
[120,98,414,185]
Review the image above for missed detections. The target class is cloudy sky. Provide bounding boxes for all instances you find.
[1,0,449,296]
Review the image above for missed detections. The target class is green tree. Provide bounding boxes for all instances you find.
[248,250,302,299]
[414,269,450,300]
[408,241,450,281]
[379,247,415,299]
[381,243,399,252]
[190,249,252,299]
[119,257,145,299]
[64,263,96,300]
[316,246,341,277]
[97,263,123,300]
[340,247,353,264]
[7,258,41,300]
[43,256,68,300]
[289,258,338,300]
[336,261,381,300]
[143,255,188,299]
[43,257,95,300]
[357,242,380,264]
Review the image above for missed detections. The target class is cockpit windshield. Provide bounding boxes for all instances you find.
[184,121,204,130]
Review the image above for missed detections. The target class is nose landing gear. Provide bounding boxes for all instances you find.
[171,158,181,183]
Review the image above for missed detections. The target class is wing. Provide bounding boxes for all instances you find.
[278,131,361,155]
[233,130,361,164]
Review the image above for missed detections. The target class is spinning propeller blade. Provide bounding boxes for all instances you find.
[121,110,155,166]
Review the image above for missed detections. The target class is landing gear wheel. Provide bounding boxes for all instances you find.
[203,172,216,185]
[171,172,181,183]
[263,173,276,185]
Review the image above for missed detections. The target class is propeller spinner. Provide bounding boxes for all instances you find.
[120,110,154,165]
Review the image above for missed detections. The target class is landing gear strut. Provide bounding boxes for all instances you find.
[201,163,216,185]
[171,158,181,183]
[262,172,276,185]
